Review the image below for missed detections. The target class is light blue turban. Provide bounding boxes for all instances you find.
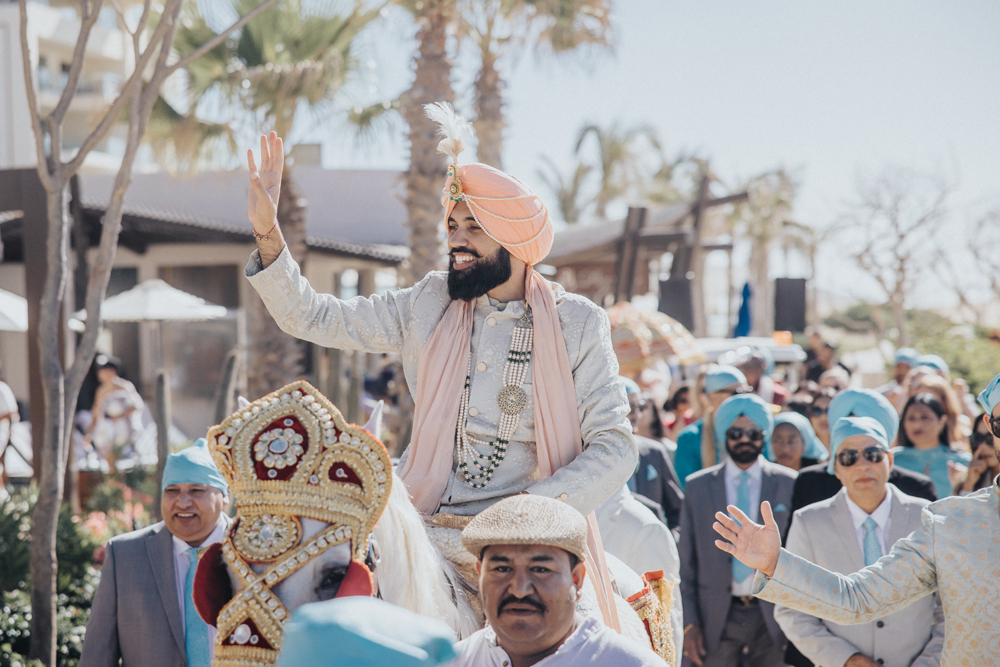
[828,388,899,444]
[705,365,747,394]
[276,597,457,667]
[917,354,949,375]
[767,412,828,463]
[827,416,889,474]
[894,348,919,367]
[161,438,228,495]
[714,394,774,450]
[977,373,1000,416]
[621,377,642,396]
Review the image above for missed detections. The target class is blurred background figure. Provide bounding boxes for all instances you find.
[916,354,949,379]
[767,412,828,472]
[805,340,851,384]
[897,371,969,445]
[818,367,851,393]
[736,347,789,407]
[664,386,696,443]
[0,362,18,499]
[878,347,919,405]
[807,387,837,451]
[954,414,1000,495]
[83,355,145,469]
[674,366,749,489]
[892,393,971,499]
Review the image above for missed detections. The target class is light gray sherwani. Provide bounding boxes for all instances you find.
[245,247,637,516]
[775,485,944,667]
[753,480,1000,666]
[79,516,231,667]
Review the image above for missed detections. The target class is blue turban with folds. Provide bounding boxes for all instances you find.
[894,348,919,367]
[621,377,642,396]
[766,412,828,463]
[917,354,949,375]
[714,394,774,450]
[828,389,899,444]
[827,416,889,474]
[276,597,457,667]
[977,373,1000,416]
[705,365,747,394]
[161,438,228,495]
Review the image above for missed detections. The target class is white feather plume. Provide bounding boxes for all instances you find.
[424,102,472,162]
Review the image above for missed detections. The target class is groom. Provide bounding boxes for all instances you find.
[712,372,1000,666]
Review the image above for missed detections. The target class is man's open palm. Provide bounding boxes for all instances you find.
[713,501,781,578]
[247,132,283,229]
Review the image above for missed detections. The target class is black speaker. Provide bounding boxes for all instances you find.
[659,278,694,332]
[774,278,807,332]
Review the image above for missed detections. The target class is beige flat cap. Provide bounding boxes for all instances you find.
[461,494,588,561]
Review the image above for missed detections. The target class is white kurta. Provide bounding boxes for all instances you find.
[452,616,669,666]
[245,247,637,516]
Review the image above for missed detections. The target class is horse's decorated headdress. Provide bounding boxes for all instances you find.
[198,380,392,667]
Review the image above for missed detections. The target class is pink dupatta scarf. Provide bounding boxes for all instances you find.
[397,268,621,631]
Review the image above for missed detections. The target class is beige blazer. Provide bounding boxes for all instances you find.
[775,485,944,667]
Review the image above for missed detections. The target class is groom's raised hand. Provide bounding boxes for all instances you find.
[247,132,283,231]
[713,501,781,578]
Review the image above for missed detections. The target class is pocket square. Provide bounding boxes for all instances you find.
[772,504,788,513]
[645,464,659,481]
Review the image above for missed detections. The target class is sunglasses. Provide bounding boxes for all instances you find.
[836,446,887,467]
[971,431,993,448]
[809,406,828,417]
[726,426,764,443]
[989,416,1000,439]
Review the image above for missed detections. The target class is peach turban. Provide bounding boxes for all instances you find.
[443,163,553,267]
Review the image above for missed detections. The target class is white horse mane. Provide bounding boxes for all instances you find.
[374,470,480,639]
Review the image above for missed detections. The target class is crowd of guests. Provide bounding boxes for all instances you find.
[617,339,989,667]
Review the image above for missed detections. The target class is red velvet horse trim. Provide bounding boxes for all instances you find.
[194,542,233,627]
[335,559,374,598]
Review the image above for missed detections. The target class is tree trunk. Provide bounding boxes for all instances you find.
[473,50,504,169]
[750,240,773,336]
[247,169,306,399]
[891,295,908,346]
[403,0,455,285]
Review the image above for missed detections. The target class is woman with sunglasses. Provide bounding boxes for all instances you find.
[711,373,1000,666]
[892,393,971,499]
[956,414,1000,495]
[807,388,837,450]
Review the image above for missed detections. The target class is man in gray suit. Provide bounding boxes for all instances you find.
[80,439,231,667]
[680,394,796,667]
[776,417,944,667]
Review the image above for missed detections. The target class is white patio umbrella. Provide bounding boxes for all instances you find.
[0,288,28,332]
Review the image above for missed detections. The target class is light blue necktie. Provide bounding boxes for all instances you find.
[185,547,210,667]
[862,517,882,566]
[732,471,754,583]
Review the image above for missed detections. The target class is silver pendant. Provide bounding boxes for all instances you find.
[498,386,527,415]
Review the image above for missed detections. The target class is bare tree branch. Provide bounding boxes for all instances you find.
[167,0,280,75]
[49,0,105,125]
[18,0,53,189]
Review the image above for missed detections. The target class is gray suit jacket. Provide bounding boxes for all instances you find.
[679,458,796,653]
[80,517,231,667]
[775,486,944,667]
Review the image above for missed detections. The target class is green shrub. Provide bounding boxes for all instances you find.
[0,589,91,667]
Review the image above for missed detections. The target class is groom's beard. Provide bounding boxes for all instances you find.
[448,246,512,302]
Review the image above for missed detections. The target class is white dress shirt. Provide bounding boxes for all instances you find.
[452,615,668,666]
[844,490,892,557]
[724,457,762,596]
[172,518,227,660]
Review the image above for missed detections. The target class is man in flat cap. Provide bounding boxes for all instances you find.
[80,439,231,667]
[451,495,668,666]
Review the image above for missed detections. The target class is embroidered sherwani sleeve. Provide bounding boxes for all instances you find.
[753,508,939,624]
[245,246,418,353]
[526,308,638,516]
[773,518,864,667]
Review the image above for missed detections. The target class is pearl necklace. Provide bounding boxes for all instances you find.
[456,310,533,489]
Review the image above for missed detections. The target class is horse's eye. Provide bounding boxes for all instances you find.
[316,565,348,601]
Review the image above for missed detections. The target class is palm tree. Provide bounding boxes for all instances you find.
[573,122,662,219]
[461,0,612,170]
[536,156,590,223]
[152,0,383,397]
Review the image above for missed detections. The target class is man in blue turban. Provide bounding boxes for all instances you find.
[80,439,232,667]
[789,389,936,517]
[680,394,796,667]
[675,365,749,489]
[877,347,919,402]
[713,371,1000,666]
[277,597,457,667]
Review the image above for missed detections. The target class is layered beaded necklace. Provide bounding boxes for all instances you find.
[456,309,533,488]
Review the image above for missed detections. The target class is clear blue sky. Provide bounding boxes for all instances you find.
[313,0,1000,308]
